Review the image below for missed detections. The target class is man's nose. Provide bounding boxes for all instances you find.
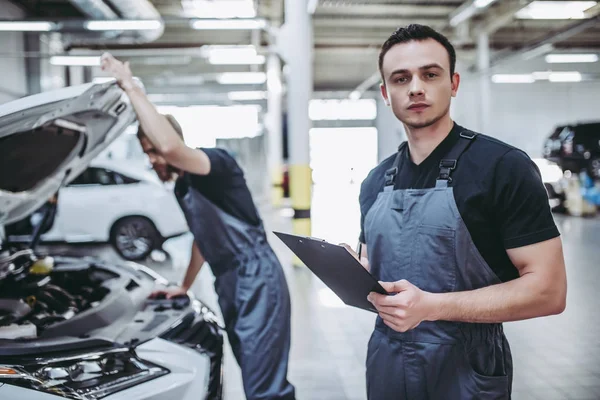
[409,78,425,97]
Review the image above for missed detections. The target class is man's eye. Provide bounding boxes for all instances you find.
[396,77,408,83]
[427,73,437,79]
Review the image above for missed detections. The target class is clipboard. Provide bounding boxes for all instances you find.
[273,231,389,313]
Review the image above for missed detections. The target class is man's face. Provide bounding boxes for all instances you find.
[139,136,175,182]
[380,38,459,130]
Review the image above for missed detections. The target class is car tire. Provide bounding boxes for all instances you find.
[110,216,161,261]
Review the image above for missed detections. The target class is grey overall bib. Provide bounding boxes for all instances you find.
[175,174,295,400]
[364,132,513,399]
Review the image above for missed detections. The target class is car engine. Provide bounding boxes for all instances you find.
[0,249,115,340]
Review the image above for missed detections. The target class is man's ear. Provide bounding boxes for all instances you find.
[451,72,460,97]
[380,83,390,106]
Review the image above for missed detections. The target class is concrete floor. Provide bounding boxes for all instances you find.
[37,205,600,400]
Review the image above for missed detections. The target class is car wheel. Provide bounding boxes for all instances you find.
[110,217,160,261]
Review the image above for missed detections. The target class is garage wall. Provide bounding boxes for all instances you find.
[0,0,27,104]
[453,75,600,158]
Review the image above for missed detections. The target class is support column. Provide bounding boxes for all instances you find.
[266,52,285,207]
[24,33,41,95]
[68,66,86,85]
[40,33,66,92]
[477,32,491,134]
[284,0,313,244]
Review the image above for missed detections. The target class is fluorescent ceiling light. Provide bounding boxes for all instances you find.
[190,19,265,30]
[181,0,256,18]
[496,71,584,83]
[227,91,267,101]
[217,72,267,85]
[85,20,163,31]
[0,21,54,31]
[210,55,265,65]
[143,55,193,66]
[203,45,266,65]
[491,74,535,83]
[474,0,496,8]
[515,1,596,19]
[50,56,101,66]
[548,72,582,82]
[545,54,599,63]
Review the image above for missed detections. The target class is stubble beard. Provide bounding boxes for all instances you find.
[403,104,450,130]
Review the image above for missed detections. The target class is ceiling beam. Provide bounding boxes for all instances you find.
[449,0,500,27]
[481,13,600,71]
[313,17,447,29]
[315,4,455,17]
[475,0,533,35]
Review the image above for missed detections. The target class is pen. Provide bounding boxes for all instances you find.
[356,241,362,257]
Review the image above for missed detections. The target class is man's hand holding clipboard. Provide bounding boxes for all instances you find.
[338,240,436,333]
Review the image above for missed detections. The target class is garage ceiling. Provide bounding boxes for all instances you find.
[7,0,600,96]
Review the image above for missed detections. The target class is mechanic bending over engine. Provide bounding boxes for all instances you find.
[101,53,295,400]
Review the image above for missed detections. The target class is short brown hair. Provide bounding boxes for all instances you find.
[379,24,456,80]
[137,114,184,139]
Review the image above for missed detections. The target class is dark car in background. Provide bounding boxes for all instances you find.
[543,122,600,178]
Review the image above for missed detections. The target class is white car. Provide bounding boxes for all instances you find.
[6,158,189,261]
[0,81,223,399]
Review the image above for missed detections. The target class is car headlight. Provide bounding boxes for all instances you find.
[0,348,168,399]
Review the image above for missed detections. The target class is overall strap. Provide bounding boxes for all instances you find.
[436,130,477,187]
[384,142,408,187]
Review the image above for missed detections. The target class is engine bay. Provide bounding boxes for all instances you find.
[0,245,221,355]
[0,249,119,340]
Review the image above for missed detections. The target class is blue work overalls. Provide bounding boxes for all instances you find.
[364,132,513,399]
[175,173,295,400]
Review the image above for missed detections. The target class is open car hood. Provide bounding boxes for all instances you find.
[0,81,137,226]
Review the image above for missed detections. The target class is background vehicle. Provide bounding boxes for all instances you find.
[543,122,600,177]
[0,81,223,400]
[533,158,566,213]
[5,159,189,261]
[542,122,600,212]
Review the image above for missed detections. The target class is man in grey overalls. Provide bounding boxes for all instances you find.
[101,53,296,400]
[353,25,567,399]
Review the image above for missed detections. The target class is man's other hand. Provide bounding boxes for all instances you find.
[150,286,188,299]
[340,243,370,271]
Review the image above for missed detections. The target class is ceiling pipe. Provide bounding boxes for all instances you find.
[64,0,164,46]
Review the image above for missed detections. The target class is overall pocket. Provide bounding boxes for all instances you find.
[462,341,510,399]
[411,224,457,293]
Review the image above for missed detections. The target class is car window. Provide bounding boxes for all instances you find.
[112,171,139,185]
[69,167,115,186]
[69,167,139,186]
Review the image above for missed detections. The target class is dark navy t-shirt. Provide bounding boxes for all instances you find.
[359,123,560,282]
[175,148,261,227]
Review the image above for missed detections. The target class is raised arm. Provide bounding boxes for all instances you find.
[100,53,212,175]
